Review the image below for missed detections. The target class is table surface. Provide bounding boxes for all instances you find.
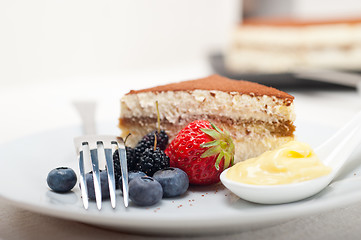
[1,71,361,240]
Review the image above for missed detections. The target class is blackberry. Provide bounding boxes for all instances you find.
[133,130,168,163]
[125,147,137,170]
[137,130,168,151]
[113,147,137,188]
[136,147,170,176]
[113,151,121,189]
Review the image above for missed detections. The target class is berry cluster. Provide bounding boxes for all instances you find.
[46,120,234,208]
[84,167,189,207]
[110,128,191,206]
[113,129,170,188]
[46,100,236,209]
[47,166,189,207]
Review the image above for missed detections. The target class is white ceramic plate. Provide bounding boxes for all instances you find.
[1,121,361,235]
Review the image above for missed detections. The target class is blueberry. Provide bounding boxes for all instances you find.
[153,168,189,198]
[47,167,77,193]
[118,170,147,188]
[129,171,147,182]
[129,176,163,206]
[85,170,110,200]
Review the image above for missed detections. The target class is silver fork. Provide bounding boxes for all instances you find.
[74,135,129,210]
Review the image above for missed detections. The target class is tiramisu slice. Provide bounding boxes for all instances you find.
[225,18,361,73]
[119,74,295,163]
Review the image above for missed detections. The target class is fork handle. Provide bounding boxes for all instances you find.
[73,101,97,135]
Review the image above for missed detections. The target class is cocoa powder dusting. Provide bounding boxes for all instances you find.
[127,74,294,100]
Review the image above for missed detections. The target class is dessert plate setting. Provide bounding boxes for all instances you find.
[1,121,361,235]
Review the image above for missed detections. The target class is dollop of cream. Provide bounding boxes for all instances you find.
[226,141,332,185]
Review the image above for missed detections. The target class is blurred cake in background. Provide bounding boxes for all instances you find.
[224,18,361,73]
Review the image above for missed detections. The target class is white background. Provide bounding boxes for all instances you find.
[0,0,240,86]
[2,0,361,87]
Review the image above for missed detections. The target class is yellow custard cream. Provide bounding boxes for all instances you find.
[226,141,332,185]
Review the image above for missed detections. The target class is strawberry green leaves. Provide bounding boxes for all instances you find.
[200,123,235,170]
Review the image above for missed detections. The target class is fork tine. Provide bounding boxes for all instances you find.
[89,143,102,210]
[75,135,128,209]
[79,148,89,209]
[113,139,129,207]
[99,142,116,209]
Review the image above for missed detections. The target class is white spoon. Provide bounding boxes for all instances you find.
[220,111,361,204]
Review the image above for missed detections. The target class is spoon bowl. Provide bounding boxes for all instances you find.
[220,111,361,204]
[220,169,332,204]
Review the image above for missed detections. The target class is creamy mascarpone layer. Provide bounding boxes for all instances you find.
[233,136,294,162]
[231,24,361,48]
[120,90,295,124]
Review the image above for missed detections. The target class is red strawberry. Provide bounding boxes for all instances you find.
[165,120,235,185]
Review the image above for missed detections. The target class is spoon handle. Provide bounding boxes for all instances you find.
[316,111,361,157]
[72,101,97,135]
[316,111,361,175]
